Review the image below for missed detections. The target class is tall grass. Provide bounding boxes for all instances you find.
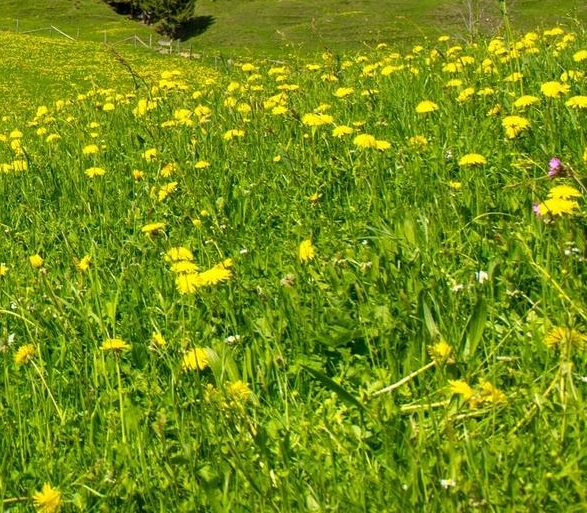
[1,23,587,511]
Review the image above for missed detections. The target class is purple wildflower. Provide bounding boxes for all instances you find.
[532,203,542,216]
[548,157,565,177]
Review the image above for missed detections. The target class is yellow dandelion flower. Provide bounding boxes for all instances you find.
[152,332,166,347]
[195,160,210,169]
[141,222,166,235]
[536,198,579,216]
[408,135,428,150]
[302,113,334,127]
[415,100,439,114]
[353,134,378,148]
[548,185,581,199]
[334,87,354,98]
[176,273,199,294]
[477,87,495,96]
[0,263,7,276]
[170,261,199,274]
[45,134,61,143]
[332,125,354,138]
[375,140,391,151]
[442,62,463,73]
[165,247,194,262]
[565,96,587,109]
[513,95,540,109]
[445,78,463,88]
[573,50,587,62]
[195,265,232,286]
[226,380,253,401]
[85,167,106,178]
[458,153,487,166]
[82,144,99,155]
[224,97,237,109]
[503,72,523,83]
[241,63,258,72]
[321,73,338,82]
[427,340,454,364]
[101,338,130,352]
[36,105,49,118]
[271,105,288,116]
[76,255,91,272]
[142,148,158,161]
[268,66,287,75]
[194,105,212,118]
[158,182,178,202]
[12,160,28,172]
[478,380,507,404]
[299,239,316,263]
[449,181,462,190]
[448,379,475,401]
[160,163,177,177]
[223,129,245,140]
[308,192,322,203]
[15,344,36,365]
[561,70,585,82]
[29,254,44,268]
[236,103,252,115]
[545,326,587,350]
[32,483,62,513]
[182,347,209,371]
[502,115,530,138]
[132,169,144,180]
[457,87,475,103]
[541,81,570,98]
[9,129,23,139]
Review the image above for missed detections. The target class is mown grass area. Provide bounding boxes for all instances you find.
[1,12,587,510]
[1,0,587,54]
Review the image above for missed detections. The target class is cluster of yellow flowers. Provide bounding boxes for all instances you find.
[163,246,233,294]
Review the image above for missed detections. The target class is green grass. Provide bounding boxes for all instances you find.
[1,4,587,512]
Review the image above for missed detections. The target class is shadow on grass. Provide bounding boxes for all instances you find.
[175,15,215,41]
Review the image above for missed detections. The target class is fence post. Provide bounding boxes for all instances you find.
[15,19,19,32]
[103,31,107,43]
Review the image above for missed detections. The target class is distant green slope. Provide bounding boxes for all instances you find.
[0,0,586,54]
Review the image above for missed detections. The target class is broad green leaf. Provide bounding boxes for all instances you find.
[460,296,488,360]
[301,365,366,412]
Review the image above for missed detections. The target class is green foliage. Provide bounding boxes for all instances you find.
[102,0,197,38]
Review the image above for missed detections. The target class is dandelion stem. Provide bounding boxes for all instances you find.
[31,360,65,424]
[373,361,436,396]
[400,400,450,412]
[115,357,126,444]
[2,497,28,504]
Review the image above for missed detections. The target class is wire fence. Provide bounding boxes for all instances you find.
[2,20,201,58]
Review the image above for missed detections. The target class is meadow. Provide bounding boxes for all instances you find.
[0,9,587,513]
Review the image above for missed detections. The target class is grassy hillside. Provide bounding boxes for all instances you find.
[1,22,587,510]
[1,2,587,510]
[0,0,586,54]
